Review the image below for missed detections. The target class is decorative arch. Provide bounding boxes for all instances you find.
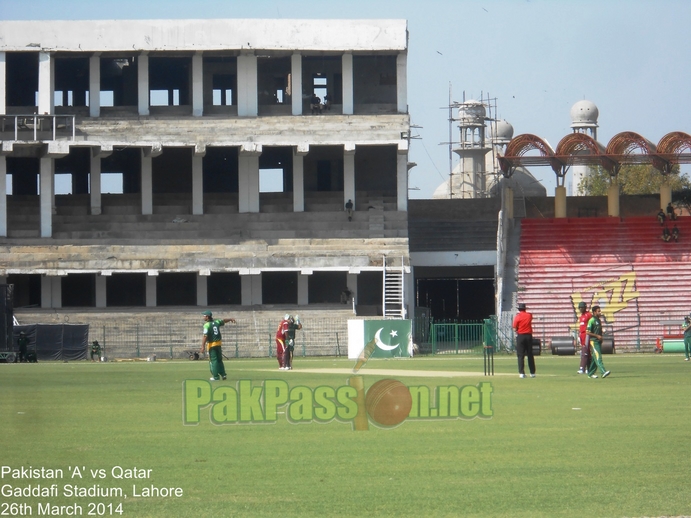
[656,132,691,174]
[499,134,560,177]
[555,133,614,172]
[604,132,656,174]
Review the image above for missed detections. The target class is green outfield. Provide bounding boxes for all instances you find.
[1,354,690,517]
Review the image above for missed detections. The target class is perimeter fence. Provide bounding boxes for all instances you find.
[87,311,663,360]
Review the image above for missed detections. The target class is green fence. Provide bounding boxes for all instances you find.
[429,321,485,354]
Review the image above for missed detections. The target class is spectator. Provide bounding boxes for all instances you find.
[662,226,671,242]
[341,287,352,304]
[90,340,101,362]
[667,202,677,221]
[672,224,680,242]
[17,331,27,363]
[345,199,354,221]
[310,94,322,115]
[657,208,666,225]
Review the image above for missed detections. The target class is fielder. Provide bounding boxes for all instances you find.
[200,310,236,381]
[586,305,611,379]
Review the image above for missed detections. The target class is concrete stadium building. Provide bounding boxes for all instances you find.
[0,19,415,341]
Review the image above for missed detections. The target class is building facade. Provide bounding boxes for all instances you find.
[0,19,411,317]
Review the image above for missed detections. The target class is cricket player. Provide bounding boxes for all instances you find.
[576,302,592,374]
[682,315,691,361]
[200,310,235,381]
[586,305,611,379]
[275,314,302,370]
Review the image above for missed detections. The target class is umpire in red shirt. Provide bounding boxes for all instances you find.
[513,302,535,378]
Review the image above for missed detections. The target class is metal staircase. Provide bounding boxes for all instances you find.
[383,255,406,319]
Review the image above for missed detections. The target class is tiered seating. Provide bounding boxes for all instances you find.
[5,193,408,241]
[517,216,691,350]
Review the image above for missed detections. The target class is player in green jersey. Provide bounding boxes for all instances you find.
[200,310,236,381]
[586,305,611,379]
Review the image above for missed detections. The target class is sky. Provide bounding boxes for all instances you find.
[2,0,690,199]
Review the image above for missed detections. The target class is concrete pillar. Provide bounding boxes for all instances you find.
[293,145,308,212]
[39,157,54,237]
[404,270,413,320]
[660,182,672,209]
[554,185,567,218]
[347,273,357,306]
[0,156,6,237]
[146,273,157,307]
[241,274,261,305]
[41,276,52,309]
[138,52,150,116]
[503,185,514,219]
[238,145,260,213]
[397,144,408,211]
[396,53,407,114]
[192,153,204,215]
[342,53,354,115]
[237,53,258,117]
[291,53,303,116]
[344,145,356,208]
[0,52,6,114]
[607,182,620,217]
[192,52,203,117]
[196,273,208,306]
[95,275,107,308]
[37,52,54,115]
[53,277,62,308]
[89,53,101,117]
[141,151,153,215]
[90,154,102,215]
[252,274,262,305]
[298,273,309,305]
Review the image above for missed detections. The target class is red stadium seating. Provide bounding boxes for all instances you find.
[517,216,691,350]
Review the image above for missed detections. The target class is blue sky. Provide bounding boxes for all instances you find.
[2,0,690,198]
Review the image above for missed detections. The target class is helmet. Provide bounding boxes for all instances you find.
[578,302,587,309]
[284,314,291,321]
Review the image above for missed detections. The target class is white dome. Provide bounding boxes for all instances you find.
[491,119,514,144]
[458,100,486,123]
[570,100,599,126]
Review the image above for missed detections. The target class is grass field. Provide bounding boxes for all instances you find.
[1,353,691,517]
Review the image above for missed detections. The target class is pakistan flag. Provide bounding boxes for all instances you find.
[364,320,412,358]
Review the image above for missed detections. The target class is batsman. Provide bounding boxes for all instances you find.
[275,314,302,370]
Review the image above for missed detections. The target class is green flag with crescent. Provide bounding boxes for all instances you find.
[363,320,411,358]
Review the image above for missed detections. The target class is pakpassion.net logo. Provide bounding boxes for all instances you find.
[182,377,493,431]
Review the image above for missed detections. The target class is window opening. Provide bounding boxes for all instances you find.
[259,168,284,193]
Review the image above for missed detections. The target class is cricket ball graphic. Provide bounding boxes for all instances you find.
[365,379,412,427]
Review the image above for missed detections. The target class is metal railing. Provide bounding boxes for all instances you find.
[1,114,76,141]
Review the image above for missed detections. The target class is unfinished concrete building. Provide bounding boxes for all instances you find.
[0,19,411,331]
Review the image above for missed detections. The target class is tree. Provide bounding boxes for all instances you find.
[579,164,691,196]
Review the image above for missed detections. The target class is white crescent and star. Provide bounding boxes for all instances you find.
[374,328,400,351]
